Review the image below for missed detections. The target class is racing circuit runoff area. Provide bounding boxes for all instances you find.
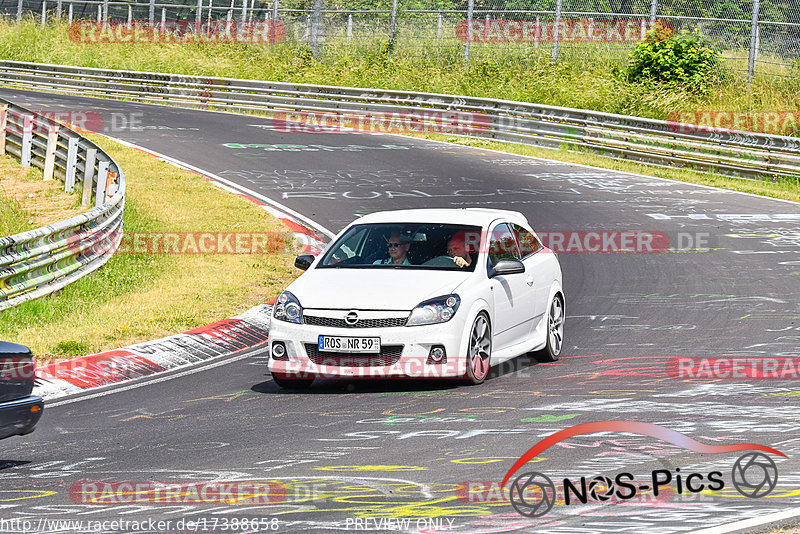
[1,86,799,534]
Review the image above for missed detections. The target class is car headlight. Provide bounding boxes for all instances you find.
[406,294,460,326]
[273,291,303,324]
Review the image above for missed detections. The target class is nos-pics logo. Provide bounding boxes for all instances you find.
[500,421,784,518]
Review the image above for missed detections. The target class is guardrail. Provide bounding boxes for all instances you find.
[0,97,125,312]
[0,60,798,181]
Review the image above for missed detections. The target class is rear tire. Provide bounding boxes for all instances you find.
[464,313,492,385]
[534,293,564,363]
[271,372,314,389]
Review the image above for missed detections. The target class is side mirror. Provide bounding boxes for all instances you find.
[490,258,525,278]
[294,254,314,271]
[294,254,315,271]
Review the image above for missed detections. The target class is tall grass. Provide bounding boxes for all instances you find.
[1,18,799,129]
[0,193,28,236]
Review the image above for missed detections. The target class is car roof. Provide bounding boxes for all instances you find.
[353,208,530,228]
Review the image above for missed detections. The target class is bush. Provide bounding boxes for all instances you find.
[626,22,722,92]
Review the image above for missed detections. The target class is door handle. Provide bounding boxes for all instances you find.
[525,276,535,286]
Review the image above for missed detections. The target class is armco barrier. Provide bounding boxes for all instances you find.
[0,60,798,180]
[0,97,125,311]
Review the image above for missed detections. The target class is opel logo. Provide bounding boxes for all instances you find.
[345,311,359,325]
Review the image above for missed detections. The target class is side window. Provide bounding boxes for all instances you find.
[325,228,367,264]
[488,223,521,266]
[513,224,542,258]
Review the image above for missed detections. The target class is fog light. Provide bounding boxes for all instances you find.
[428,346,446,363]
[272,342,286,359]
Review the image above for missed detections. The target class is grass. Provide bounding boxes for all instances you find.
[0,18,799,127]
[0,155,87,234]
[0,132,297,364]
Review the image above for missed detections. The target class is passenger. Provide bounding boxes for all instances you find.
[447,230,476,268]
[374,232,411,265]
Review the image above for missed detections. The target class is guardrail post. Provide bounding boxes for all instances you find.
[748,0,760,82]
[196,0,202,23]
[68,2,73,24]
[127,5,132,27]
[82,148,96,207]
[41,1,47,27]
[161,8,166,31]
[310,0,323,58]
[0,105,7,156]
[64,137,79,192]
[464,0,474,65]
[43,124,59,181]
[16,0,22,23]
[57,0,62,20]
[96,161,109,206]
[97,4,101,22]
[20,115,33,167]
[149,0,154,23]
[552,0,562,60]
[103,0,108,21]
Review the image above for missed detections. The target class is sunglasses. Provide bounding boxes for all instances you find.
[387,242,404,248]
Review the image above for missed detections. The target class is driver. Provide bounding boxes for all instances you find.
[447,230,477,268]
[373,231,411,265]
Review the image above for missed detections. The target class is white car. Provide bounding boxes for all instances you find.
[267,208,564,389]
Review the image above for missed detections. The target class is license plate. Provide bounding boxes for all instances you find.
[318,335,381,353]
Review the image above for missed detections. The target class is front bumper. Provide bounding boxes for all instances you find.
[267,318,468,380]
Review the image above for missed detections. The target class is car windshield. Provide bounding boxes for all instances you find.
[318,223,483,271]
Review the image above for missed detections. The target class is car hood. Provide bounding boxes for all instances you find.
[287,268,470,311]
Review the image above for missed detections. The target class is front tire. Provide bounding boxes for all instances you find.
[465,313,492,385]
[271,371,314,389]
[534,293,564,363]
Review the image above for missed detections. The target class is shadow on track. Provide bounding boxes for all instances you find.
[251,355,544,394]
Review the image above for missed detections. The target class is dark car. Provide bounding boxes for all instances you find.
[0,341,43,439]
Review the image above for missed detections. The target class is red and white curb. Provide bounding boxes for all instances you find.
[34,137,331,402]
[35,304,273,401]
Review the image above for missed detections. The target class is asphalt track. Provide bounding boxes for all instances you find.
[1,87,799,534]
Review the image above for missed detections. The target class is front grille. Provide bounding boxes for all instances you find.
[304,315,408,328]
[305,344,403,367]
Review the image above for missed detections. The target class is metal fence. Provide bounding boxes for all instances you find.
[0,60,797,185]
[1,0,799,80]
[0,97,125,311]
